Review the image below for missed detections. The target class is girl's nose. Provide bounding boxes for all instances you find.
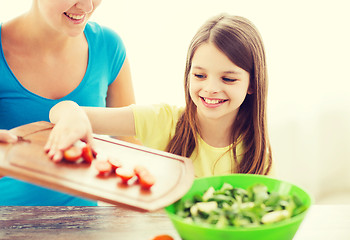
[203,77,221,94]
[75,0,94,13]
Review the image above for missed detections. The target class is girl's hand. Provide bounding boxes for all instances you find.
[44,101,94,162]
[0,130,18,143]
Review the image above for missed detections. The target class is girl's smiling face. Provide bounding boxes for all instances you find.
[35,0,102,36]
[189,42,251,124]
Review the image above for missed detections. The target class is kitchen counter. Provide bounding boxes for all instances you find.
[0,204,349,239]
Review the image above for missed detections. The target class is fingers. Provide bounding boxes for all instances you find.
[52,150,63,163]
[44,104,94,162]
[46,130,80,162]
[45,128,65,162]
[44,124,93,163]
[83,130,94,149]
[0,130,18,143]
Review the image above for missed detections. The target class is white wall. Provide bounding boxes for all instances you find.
[2,0,350,204]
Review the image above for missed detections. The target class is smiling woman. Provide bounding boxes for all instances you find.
[0,0,136,206]
[35,0,102,36]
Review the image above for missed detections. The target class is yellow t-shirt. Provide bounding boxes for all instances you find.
[131,104,243,178]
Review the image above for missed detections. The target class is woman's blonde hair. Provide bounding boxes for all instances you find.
[166,14,272,175]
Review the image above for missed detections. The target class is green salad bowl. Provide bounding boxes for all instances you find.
[164,174,312,240]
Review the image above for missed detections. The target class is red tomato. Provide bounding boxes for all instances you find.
[63,146,83,162]
[115,167,135,183]
[134,165,155,189]
[82,144,94,163]
[108,156,122,170]
[134,165,148,178]
[151,235,174,240]
[139,172,155,189]
[95,161,113,175]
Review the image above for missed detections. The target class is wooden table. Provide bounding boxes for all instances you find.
[0,205,349,239]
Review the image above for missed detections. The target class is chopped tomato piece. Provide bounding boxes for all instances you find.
[116,167,135,183]
[134,165,155,189]
[151,235,174,240]
[82,144,94,163]
[139,172,156,189]
[134,165,148,178]
[63,146,82,162]
[95,161,113,175]
[108,156,122,170]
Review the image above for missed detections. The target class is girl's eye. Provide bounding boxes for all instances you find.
[194,74,206,79]
[222,77,237,82]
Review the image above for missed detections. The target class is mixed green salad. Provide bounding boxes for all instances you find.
[174,183,307,228]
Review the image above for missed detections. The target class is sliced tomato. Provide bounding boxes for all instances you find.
[115,167,135,183]
[134,165,155,189]
[63,146,83,162]
[134,165,148,178]
[108,156,122,170]
[151,235,174,240]
[95,161,113,175]
[139,172,156,189]
[81,144,94,163]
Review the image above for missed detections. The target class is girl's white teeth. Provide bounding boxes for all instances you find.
[65,13,85,20]
[203,98,225,104]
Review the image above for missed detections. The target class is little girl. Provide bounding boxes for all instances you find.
[46,13,273,177]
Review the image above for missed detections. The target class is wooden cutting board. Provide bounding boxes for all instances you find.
[0,121,194,211]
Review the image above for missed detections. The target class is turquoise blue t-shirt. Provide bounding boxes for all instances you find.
[0,22,126,205]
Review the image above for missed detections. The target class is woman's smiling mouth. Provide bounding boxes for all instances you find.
[64,12,85,21]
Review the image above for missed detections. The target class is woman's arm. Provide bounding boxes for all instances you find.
[106,57,135,108]
[45,101,136,162]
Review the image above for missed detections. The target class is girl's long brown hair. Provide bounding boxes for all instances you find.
[166,14,272,175]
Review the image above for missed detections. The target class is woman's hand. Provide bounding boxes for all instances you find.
[44,101,93,162]
[0,130,18,178]
[0,130,18,143]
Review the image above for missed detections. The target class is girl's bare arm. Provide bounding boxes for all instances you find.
[46,101,135,161]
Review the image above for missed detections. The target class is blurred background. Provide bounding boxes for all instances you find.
[2,0,350,204]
